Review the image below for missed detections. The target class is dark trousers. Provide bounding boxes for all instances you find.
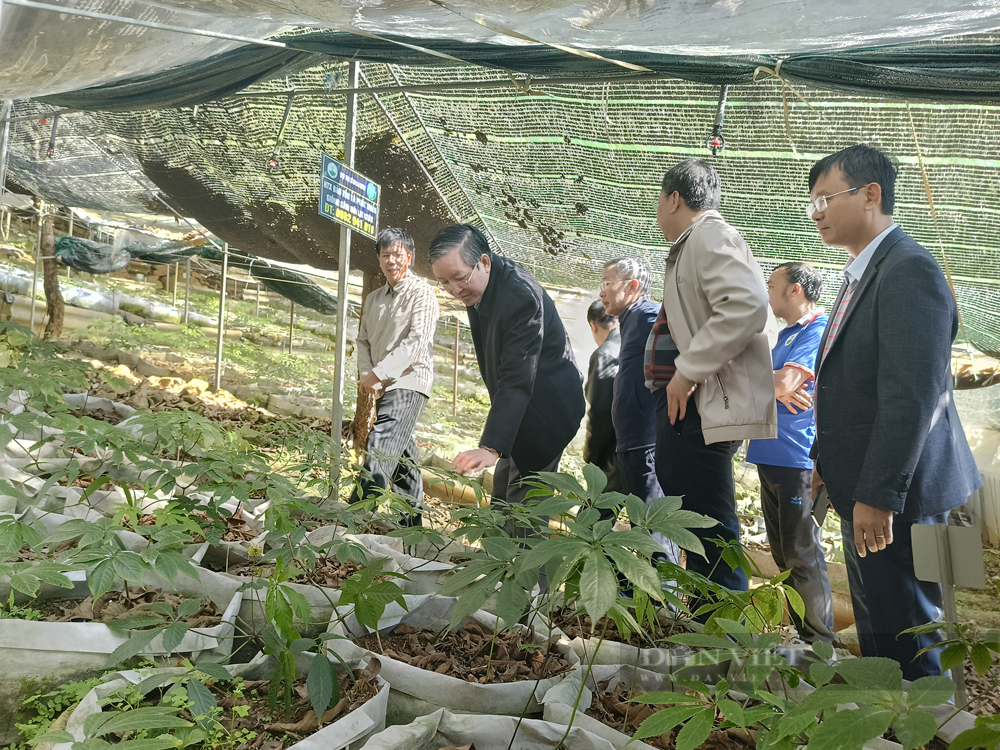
[350,388,427,525]
[493,453,562,539]
[654,392,748,597]
[757,464,835,643]
[841,511,947,680]
[618,446,681,565]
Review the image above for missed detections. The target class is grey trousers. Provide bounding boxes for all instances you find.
[757,463,835,643]
[492,454,562,539]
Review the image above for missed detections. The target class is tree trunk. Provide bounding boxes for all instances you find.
[42,212,64,339]
[350,270,386,451]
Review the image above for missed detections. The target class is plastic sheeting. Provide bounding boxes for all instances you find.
[4,0,1000,101]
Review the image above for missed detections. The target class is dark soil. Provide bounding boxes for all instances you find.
[551,606,687,647]
[37,587,222,627]
[585,679,755,750]
[227,558,364,588]
[356,621,573,684]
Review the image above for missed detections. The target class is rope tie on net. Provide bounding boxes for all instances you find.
[905,102,972,360]
[752,59,814,158]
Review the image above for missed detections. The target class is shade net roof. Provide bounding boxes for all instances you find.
[2,22,1000,357]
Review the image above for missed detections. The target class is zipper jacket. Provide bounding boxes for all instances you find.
[661,210,779,444]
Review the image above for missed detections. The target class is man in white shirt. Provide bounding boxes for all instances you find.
[351,228,440,525]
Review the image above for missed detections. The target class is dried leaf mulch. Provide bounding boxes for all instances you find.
[551,607,688,648]
[226,557,364,589]
[38,586,222,627]
[355,620,572,684]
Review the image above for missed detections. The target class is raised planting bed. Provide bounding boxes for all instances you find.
[42,653,390,750]
[327,594,580,724]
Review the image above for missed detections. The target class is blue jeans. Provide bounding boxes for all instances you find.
[841,511,947,680]
[654,392,748,600]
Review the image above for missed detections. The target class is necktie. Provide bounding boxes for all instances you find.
[821,279,858,365]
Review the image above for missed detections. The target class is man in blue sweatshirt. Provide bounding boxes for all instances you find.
[600,257,680,564]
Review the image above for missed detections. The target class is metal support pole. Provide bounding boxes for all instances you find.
[330,60,360,488]
[213,243,229,392]
[171,264,178,306]
[66,213,74,279]
[29,203,44,335]
[255,283,261,318]
[453,318,460,416]
[288,301,295,353]
[165,263,170,296]
[0,101,11,204]
[935,524,967,706]
[183,258,191,325]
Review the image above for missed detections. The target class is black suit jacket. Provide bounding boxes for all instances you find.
[467,253,586,472]
[813,227,981,521]
[584,328,621,491]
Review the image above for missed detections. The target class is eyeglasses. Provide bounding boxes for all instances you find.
[806,186,864,219]
[600,278,626,291]
[438,262,479,290]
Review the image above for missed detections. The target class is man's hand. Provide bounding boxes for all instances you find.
[666,372,697,425]
[778,386,812,414]
[452,448,499,474]
[853,501,894,557]
[359,371,383,394]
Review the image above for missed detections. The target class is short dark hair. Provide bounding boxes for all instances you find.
[375,227,414,256]
[808,144,897,215]
[660,158,721,211]
[775,261,823,303]
[587,299,616,328]
[428,223,490,268]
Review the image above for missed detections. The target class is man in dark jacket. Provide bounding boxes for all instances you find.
[429,224,586,535]
[600,257,680,563]
[584,300,621,493]
[807,145,982,678]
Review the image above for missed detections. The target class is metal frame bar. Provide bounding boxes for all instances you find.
[329,60,360,488]
[213,243,229,391]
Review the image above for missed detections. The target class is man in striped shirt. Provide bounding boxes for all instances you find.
[351,227,440,525]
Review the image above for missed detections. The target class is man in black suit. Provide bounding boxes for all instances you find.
[808,145,982,678]
[584,300,622,493]
[429,224,586,535]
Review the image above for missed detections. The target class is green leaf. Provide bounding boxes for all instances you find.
[630,692,702,706]
[717,698,746,727]
[805,707,894,750]
[582,463,608,497]
[939,643,967,674]
[111,551,148,582]
[809,662,836,687]
[161,621,189,653]
[602,545,662,601]
[89,559,116,599]
[29,730,76,745]
[836,657,902,692]
[283,587,313,624]
[114,738,181,750]
[194,663,233,683]
[893,710,939,750]
[971,643,994,676]
[95,707,192,736]
[176,598,203,619]
[783,585,806,622]
[634,705,705,740]
[811,640,834,661]
[105,629,160,668]
[675,707,715,750]
[579,552,618,623]
[186,677,217,720]
[495,577,529,628]
[949,721,1000,750]
[905,676,954,707]
[307,656,338,723]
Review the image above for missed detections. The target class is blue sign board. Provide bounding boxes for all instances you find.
[318,152,380,240]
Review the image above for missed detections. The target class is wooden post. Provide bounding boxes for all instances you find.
[453,317,460,416]
[213,243,229,391]
[41,212,64,339]
[288,301,295,353]
[183,258,191,325]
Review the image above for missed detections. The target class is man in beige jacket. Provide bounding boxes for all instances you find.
[646,158,777,603]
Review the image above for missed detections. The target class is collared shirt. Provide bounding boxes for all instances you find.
[357,271,440,397]
[844,223,898,285]
[613,296,660,450]
[747,308,828,470]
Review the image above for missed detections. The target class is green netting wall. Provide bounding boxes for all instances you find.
[6,61,1000,355]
